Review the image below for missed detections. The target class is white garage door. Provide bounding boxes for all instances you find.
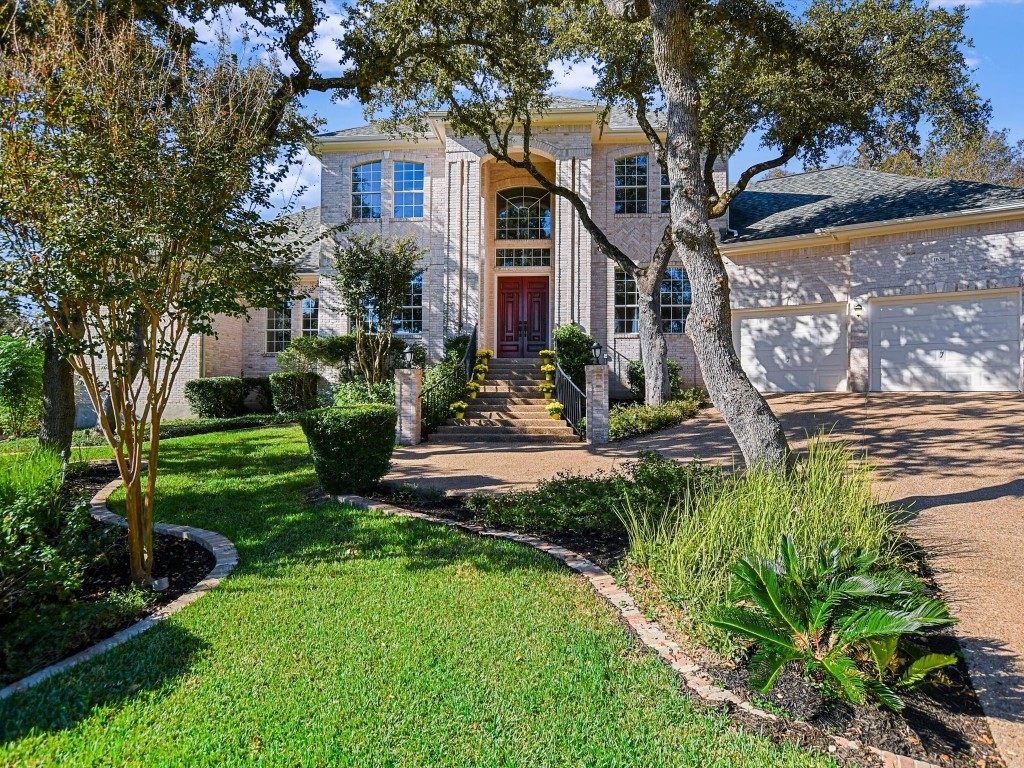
[736,305,849,392]
[870,291,1021,392]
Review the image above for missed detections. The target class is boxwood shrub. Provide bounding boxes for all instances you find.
[184,377,249,418]
[299,404,398,494]
[269,372,319,413]
[242,377,274,413]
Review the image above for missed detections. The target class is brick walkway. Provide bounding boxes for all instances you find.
[385,392,1024,768]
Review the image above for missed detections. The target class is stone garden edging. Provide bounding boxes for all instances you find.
[339,494,944,768]
[0,472,238,701]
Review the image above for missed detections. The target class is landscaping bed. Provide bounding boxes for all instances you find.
[373,451,1006,768]
[1,463,215,687]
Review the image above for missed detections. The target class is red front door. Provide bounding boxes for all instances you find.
[497,276,549,358]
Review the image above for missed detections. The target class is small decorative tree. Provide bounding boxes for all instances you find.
[330,234,423,385]
[0,5,311,585]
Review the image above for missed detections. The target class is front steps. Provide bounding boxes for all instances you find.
[429,357,581,444]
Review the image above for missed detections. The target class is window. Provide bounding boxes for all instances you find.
[394,161,424,218]
[660,168,671,214]
[301,297,319,337]
[360,273,423,335]
[614,268,639,334]
[351,161,382,219]
[496,187,552,240]
[660,268,692,334]
[614,267,692,334]
[495,248,551,268]
[614,154,648,214]
[266,301,292,352]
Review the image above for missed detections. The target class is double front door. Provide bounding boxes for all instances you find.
[497,276,549,358]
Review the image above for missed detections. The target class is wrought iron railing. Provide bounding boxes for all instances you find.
[555,360,586,437]
[421,326,477,436]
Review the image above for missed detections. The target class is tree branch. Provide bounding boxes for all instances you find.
[708,142,801,219]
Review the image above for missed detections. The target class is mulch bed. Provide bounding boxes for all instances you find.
[1,463,214,687]
[368,487,1005,768]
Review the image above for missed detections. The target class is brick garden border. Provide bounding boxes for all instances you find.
[0,473,238,701]
[339,494,944,768]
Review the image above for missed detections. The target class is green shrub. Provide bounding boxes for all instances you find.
[552,324,596,389]
[710,536,956,710]
[444,334,471,362]
[465,452,717,539]
[608,398,700,441]
[270,371,320,413]
[333,380,395,407]
[0,336,43,437]
[617,438,899,649]
[298,405,398,494]
[242,377,274,413]
[626,358,688,400]
[183,376,249,418]
[0,449,102,618]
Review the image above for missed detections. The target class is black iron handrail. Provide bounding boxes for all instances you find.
[554,360,586,437]
[421,326,477,436]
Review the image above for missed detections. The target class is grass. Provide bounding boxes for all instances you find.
[0,426,831,767]
[618,438,898,650]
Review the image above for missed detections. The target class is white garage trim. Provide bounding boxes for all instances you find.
[868,288,1022,392]
[733,303,849,393]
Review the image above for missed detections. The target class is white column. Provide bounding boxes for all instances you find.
[395,368,422,445]
[585,364,609,445]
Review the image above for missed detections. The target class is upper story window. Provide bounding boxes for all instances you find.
[660,168,671,214]
[614,267,692,334]
[301,297,319,337]
[394,161,424,219]
[266,301,293,353]
[351,161,382,220]
[359,272,423,335]
[614,154,648,214]
[496,187,552,240]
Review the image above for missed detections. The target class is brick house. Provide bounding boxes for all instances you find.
[103,97,1024,421]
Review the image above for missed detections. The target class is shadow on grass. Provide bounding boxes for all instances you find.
[0,623,206,745]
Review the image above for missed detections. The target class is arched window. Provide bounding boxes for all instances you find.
[496,187,552,240]
[614,154,648,214]
[351,161,382,219]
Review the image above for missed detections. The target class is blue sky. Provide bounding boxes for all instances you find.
[265,1,1024,212]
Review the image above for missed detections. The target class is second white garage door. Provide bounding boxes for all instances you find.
[736,305,849,392]
[870,290,1021,392]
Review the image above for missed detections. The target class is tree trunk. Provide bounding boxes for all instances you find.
[650,0,790,470]
[635,266,671,406]
[39,327,77,454]
[123,471,154,586]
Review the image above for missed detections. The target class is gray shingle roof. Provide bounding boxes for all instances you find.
[729,166,1024,242]
[274,207,321,273]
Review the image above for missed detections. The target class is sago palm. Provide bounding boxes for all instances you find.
[710,536,957,710]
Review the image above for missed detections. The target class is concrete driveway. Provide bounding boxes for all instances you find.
[386,392,1024,766]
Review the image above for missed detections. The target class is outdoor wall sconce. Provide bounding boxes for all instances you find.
[853,303,864,315]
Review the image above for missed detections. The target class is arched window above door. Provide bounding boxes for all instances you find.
[496,187,552,240]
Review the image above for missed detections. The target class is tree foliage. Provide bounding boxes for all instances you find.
[0,336,44,437]
[856,128,1024,187]
[330,234,423,385]
[0,4,312,584]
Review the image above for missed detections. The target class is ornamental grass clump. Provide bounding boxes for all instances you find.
[617,438,899,650]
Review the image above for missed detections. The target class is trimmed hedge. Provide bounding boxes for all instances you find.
[242,377,274,414]
[184,377,248,418]
[298,405,397,494]
[158,413,294,440]
[269,372,319,413]
[552,324,595,389]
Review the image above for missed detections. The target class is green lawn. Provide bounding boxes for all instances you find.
[0,427,830,767]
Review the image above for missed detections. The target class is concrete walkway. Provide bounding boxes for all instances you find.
[386,392,1024,766]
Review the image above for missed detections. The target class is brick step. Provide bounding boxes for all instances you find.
[466,407,553,417]
[428,432,580,445]
[437,423,573,435]
[458,417,565,427]
[477,384,548,394]
[479,371,547,380]
[474,395,550,405]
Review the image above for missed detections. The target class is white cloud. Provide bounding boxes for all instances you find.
[312,3,350,76]
[930,0,1021,6]
[551,59,598,95]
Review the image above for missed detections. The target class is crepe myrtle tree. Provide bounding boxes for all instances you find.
[0,5,312,585]
[330,233,423,385]
[340,0,986,469]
